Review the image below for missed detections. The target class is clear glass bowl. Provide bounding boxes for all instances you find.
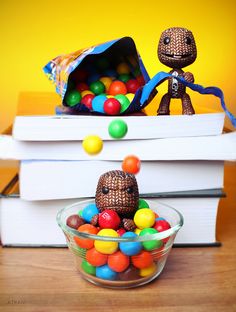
[57,199,183,288]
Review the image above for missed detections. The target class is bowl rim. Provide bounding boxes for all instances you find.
[57,199,184,242]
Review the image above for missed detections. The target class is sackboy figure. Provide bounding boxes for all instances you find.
[157,27,197,115]
[92,170,139,231]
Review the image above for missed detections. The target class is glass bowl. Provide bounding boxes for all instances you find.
[57,199,183,288]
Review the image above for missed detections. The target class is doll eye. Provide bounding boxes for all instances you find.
[102,187,109,194]
[126,187,134,194]
[163,37,170,45]
[185,37,192,45]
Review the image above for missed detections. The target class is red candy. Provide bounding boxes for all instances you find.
[117,228,126,236]
[126,79,140,94]
[131,250,153,269]
[104,98,121,115]
[98,210,121,230]
[81,94,95,109]
[76,82,89,92]
[108,81,127,95]
[153,219,171,243]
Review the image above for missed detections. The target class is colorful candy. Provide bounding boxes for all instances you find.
[117,62,130,75]
[98,210,121,230]
[94,229,119,254]
[66,214,85,229]
[82,203,99,223]
[103,98,121,115]
[80,94,95,110]
[96,264,118,280]
[108,251,130,272]
[122,155,141,174]
[138,198,150,209]
[131,250,153,269]
[82,135,103,155]
[139,228,163,250]
[90,81,105,95]
[134,208,155,229]
[86,248,108,266]
[108,81,127,95]
[126,79,140,94]
[119,232,142,256]
[81,259,96,276]
[91,94,107,113]
[108,119,128,139]
[65,90,81,107]
[114,94,130,112]
[74,224,98,249]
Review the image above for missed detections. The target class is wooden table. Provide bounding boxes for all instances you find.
[0,162,236,312]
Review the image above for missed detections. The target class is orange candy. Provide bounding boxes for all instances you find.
[74,224,98,249]
[86,247,108,266]
[108,251,130,272]
[122,155,141,174]
[131,250,153,269]
[108,81,127,95]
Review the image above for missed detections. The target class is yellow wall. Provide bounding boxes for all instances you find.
[1,0,236,131]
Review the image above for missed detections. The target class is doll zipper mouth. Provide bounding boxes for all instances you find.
[163,53,192,59]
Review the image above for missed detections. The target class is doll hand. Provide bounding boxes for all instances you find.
[122,218,136,231]
[183,72,194,83]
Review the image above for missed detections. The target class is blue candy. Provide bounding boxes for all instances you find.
[119,232,142,256]
[96,264,118,280]
[91,94,107,113]
[82,203,99,223]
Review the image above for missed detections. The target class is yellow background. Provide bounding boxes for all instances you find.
[1,0,236,132]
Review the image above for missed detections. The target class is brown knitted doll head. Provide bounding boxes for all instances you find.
[158,27,197,69]
[95,170,139,217]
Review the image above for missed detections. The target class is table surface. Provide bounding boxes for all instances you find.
[0,162,236,312]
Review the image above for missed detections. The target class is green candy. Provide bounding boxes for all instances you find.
[90,81,105,95]
[114,94,130,113]
[65,90,81,107]
[138,199,150,210]
[108,119,128,139]
[81,259,96,276]
[118,74,131,83]
[139,228,163,251]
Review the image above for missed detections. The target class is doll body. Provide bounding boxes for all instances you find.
[157,27,197,115]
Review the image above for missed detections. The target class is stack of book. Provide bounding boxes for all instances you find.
[1,96,236,247]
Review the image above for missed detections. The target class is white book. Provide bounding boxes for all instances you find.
[19,160,224,200]
[1,132,236,161]
[0,195,222,246]
[12,113,225,141]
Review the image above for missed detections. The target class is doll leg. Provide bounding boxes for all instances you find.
[182,93,195,115]
[157,93,171,115]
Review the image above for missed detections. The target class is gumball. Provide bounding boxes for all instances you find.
[99,77,113,91]
[131,250,153,269]
[86,247,108,266]
[153,218,171,243]
[118,74,131,83]
[91,94,107,113]
[134,208,155,229]
[125,93,134,104]
[117,228,126,236]
[108,251,130,272]
[65,90,82,107]
[126,79,140,94]
[74,224,98,249]
[90,81,105,95]
[76,82,89,92]
[82,135,103,155]
[81,90,94,97]
[134,228,141,235]
[94,229,119,254]
[119,232,142,256]
[104,98,121,115]
[108,81,127,95]
[80,94,95,110]
[139,228,163,250]
[119,265,140,281]
[66,214,85,229]
[82,203,99,223]
[96,264,118,280]
[139,263,157,277]
[98,210,121,230]
[108,119,128,139]
[117,62,130,75]
[114,94,130,113]
[104,69,117,79]
[81,259,96,276]
[138,199,150,210]
[122,155,141,174]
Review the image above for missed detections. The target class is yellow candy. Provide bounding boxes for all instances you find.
[134,208,155,229]
[94,229,119,254]
[82,135,103,155]
[81,90,94,97]
[126,93,134,103]
[99,77,113,92]
[134,228,141,235]
[117,62,130,75]
[139,263,157,277]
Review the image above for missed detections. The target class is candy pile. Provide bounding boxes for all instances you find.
[64,57,145,115]
[66,198,171,281]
